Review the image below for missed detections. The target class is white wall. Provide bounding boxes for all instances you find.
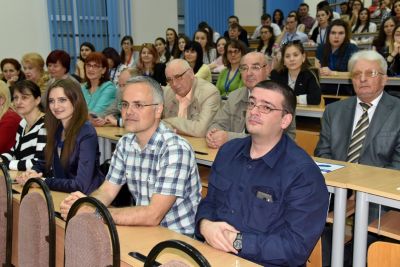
[131,0,178,44]
[0,0,51,61]
[235,0,263,26]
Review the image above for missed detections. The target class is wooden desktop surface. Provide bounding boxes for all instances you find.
[9,171,258,266]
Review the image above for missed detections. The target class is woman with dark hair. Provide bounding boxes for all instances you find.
[352,8,377,44]
[373,16,396,59]
[391,0,400,22]
[194,29,217,64]
[184,41,211,82]
[81,52,117,117]
[0,80,46,170]
[273,9,285,30]
[178,34,191,59]
[257,25,275,56]
[310,6,332,44]
[75,42,95,80]
[386,24,400,76]
[133,43,166,85]
[198,21,220,43]
[155,37,172,63]
[216,40,246,96]
[166,28,180,58]
[1,58,25,87]
[46,50,71,80]
[271,42,321,105]
[209,37,227,72]
[349,0,364,26]
[0,81,21,153]
[102,47,122,85]
[16,79,104,193]
[120,35,135,68]
[316,19,358,76]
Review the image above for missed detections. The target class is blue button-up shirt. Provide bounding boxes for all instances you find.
[195,135,329,266]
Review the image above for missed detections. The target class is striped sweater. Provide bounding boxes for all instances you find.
[0,116,46,170]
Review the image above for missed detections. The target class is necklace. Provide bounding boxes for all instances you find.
[25,110,43,134]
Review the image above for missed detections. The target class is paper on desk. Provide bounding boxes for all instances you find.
[315,161,344,174]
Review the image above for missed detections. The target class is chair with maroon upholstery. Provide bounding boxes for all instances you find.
[0,163,13,266]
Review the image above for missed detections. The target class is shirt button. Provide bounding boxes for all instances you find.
[231,209,235,214]
[238,187,243,192]
[247,164,252,169]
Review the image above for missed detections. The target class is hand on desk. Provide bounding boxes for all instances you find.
[199,219,239,254]
[320,67,334,76]
[90,117,107,127]
[15,169,43,186]
[60,191,86,219]
[206,129,228,149]
[104,115,118,126]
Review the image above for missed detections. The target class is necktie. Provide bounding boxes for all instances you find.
[346,102,372,163]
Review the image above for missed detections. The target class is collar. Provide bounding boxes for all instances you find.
[130,122,168,152]
[356,91,383,107]
[235,135,287,168]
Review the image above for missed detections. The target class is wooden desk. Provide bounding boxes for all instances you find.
[9,171,259,266]
[95,127,219,167]
[296,104,324,118]
[320,75,400,87]
[343,165,400,267]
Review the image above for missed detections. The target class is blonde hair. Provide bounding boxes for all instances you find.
[21,52,49,94]
[0,80,12,118]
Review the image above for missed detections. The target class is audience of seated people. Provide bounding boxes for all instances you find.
[3,5,400,264]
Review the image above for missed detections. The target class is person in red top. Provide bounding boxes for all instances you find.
[0,80,21,153]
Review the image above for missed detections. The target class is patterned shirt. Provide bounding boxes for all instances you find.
[107,122,201,235]
[0,116,46,170]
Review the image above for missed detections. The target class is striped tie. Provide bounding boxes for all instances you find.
[346,102,372,163]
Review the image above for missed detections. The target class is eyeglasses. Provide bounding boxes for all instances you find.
[166,68,190,83]
[86,63,102,70]
[227,49,241,55]
[246,101,287,114]
[121,101,158,110]
[281,40,301,48]
[239,64,267,72]
[351,70,384,79]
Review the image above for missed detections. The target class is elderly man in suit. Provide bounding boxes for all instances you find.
[315,50,400,169]
[163,59,220,137]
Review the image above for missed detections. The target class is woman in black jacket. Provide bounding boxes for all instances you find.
[270,41,321,105]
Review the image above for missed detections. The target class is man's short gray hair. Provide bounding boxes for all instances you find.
[348,50,388,74]
[125,76,164,104]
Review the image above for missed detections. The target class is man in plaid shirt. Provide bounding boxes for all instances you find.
[61,76,201,235]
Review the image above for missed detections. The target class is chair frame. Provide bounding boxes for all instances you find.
[144,239,211,267]
[0,163,13,266]
[65,196,120,267]
[20,177,56,267]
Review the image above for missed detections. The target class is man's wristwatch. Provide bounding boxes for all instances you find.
[233,233,242,252]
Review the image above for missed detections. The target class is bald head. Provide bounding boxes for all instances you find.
[165,59,195,97]
[240,52,271,90]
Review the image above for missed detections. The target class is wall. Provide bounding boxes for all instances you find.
[0,0,51,61]
[131,0,178,44]
[235,0,263,26]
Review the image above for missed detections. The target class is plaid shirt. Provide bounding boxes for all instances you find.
[107,122,201,235]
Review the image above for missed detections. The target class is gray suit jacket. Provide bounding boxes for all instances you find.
[315,92,400,170]
[208,86,296,141]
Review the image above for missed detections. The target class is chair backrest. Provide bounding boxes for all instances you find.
[306,238,322,267]
[18,178,56,267]
[368,241,400,267]
[64,196,120,267]
[0,163,12,266]
[144,239,211,267]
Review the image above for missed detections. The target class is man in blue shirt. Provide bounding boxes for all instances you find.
[280,14,309,45]
[195,80,329,266]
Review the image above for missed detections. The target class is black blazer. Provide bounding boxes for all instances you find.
[270,69,321,105]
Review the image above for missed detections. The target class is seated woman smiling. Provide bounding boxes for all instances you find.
[17,79,104,194]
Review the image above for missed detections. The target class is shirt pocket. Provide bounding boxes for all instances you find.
[209,175,232,211]
[243,186,281,232]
